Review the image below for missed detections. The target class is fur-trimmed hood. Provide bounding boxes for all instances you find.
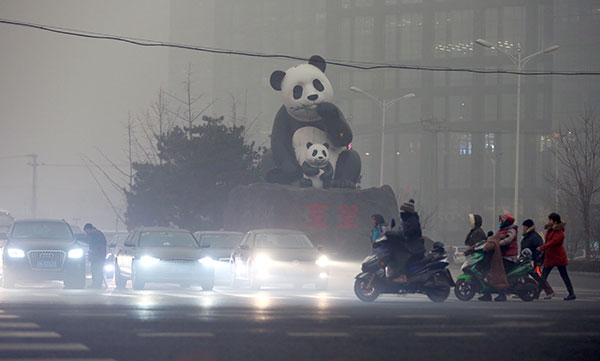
[545,222,566,231]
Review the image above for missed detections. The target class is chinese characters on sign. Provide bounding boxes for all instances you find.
[305,203,359,229]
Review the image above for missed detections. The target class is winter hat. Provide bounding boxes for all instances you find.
[522,219,535,228]
[83,223,94,231]
[400,199,416,213]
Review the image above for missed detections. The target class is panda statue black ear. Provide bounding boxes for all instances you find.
[306,142,313,149]
[308,55,326,73]
[323,143,329,149]
[270,70,286,91]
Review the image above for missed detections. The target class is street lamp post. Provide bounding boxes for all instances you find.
[475,39,559,220]
[350,86,415,187]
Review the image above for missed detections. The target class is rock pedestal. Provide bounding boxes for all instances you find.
[224,183,400,259]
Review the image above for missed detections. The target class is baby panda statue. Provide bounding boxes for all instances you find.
[301,142,333,189]
[266,55,361,189]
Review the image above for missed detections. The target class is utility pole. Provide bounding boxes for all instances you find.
[26,154,40,218]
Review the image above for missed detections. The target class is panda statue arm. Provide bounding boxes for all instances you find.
[316,102,353,148]
[271,106,303,176]
[320,162,334,182]
[301,161,320,177]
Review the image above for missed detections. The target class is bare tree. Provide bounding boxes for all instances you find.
[397,191,439,233]
[551,108,600,260]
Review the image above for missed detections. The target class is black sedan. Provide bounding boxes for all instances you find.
[1,219,87,289]
[194,231,243,281]
[114,227,215,290]
[230,229,330,290]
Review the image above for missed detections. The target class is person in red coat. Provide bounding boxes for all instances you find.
[537,212,576,301]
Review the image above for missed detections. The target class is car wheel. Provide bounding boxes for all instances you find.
[200,277,214,291]
[114,263,127,289]
[2,271,15,289]
[131,264,145,290]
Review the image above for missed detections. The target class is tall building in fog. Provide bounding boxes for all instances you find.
[168,0,600,242]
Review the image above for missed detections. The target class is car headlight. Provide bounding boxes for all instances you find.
[7,248,25,258]
[255,253,272,271]
[139,256,160,267]
[68,248,84,259]
[316,255,330,267]
[198,256,214,266]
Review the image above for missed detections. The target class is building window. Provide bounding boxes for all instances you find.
[459,134,472,155]
[448,96,471,122]
[485,133,496,152]
[484,95,498,122]
[434,10,474,58]
[539,135,553,152]
[399,14,423,60]
[354,16,375,61]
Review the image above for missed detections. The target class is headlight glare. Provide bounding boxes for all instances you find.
[198,256,214,266]
[316,255,330,267]
[68,248,84,259]
[104,264,115,273]
[139,256,160,267]
[7,248,25,258]
[255,253,272,271]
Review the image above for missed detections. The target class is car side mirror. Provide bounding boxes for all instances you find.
[240,245,250,250]
[201,244,211,248]
[124,241,136,248]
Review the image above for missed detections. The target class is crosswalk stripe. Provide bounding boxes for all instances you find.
[0,343,89,351]
[0,322,39,329]
[0,315,19,319]
[415,332,486,337]
[541,332,600,337]
[137,332,214,337]
[0,359,116,361]
[287,332,350,337]
[0,331,60,338]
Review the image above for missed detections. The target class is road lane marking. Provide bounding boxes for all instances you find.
[59,312,127,317]
[0,331,60,338]
[287,332,351,337]
[541,332,600,337]
[488,321,555,328]
[0,359,116,361]
[0,316,19,320]
[415,332,486,337]
[0,343,89,351]
[137,332,214,338]
[0,322,39,329]
[396,315,447,319]
[491,314,544,319]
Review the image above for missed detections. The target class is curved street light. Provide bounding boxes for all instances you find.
[350,86,415,187]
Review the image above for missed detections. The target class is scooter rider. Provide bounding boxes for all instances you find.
[390,199,426,283]
[479,213,518,302]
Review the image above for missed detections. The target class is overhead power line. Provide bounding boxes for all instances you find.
[1,18,599,76]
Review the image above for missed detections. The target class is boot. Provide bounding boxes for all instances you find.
[494,293,507,302]
[478,293,492,302]
[563,294,576,301]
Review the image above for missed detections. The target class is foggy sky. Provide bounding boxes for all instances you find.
[0,1,170,229]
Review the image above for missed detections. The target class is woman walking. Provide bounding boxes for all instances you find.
[538,212,576,301]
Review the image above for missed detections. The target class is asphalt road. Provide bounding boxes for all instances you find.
[0,264,598,361]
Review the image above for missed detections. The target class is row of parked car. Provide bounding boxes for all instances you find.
[1,218,331,290]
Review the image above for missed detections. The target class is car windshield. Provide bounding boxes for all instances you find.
[254,233,314,249]
[12,222,73,240]
[139,231,199,248]
[198,233,243,248]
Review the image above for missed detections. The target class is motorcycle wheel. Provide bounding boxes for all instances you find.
[454,278,477,301]
[354,276,380,302]
[427,285,450,303]
[518,279,539,302]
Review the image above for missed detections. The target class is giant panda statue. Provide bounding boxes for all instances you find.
[266,55,361,189]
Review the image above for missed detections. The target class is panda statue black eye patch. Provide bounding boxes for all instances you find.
[312,149,318,157]
[293,85,303,100]
[313,79,324,92]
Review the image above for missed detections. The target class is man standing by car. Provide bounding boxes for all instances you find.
[83,223,107,289]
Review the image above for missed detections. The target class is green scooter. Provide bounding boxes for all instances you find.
[454,241,540,302]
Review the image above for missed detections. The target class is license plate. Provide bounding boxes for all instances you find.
[37,260,57,268]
